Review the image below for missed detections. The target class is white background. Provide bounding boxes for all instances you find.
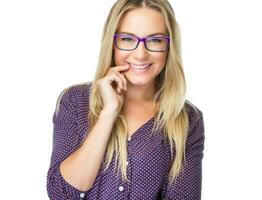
[0,0,261,199]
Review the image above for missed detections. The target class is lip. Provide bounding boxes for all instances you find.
[127,62,152,69]
[127,62,152,74]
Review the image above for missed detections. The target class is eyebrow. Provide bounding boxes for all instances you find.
[118,31,167,37]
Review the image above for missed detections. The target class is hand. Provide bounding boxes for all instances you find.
[96,64,130,117]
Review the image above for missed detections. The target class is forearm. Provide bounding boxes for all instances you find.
[59,109,116,191]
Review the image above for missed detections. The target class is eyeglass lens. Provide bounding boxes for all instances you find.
[115,35,168,52]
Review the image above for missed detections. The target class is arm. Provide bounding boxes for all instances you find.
[161,109,205,200]
[46,86,116,199]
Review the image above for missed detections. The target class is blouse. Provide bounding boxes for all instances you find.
[46,82,205,200]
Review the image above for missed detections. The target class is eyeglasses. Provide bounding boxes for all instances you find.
[113,34,170,52]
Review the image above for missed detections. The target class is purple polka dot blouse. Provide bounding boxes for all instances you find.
[46,82,205,200]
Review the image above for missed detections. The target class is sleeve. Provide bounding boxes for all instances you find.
[160,108,205,200]
[46,86,89,200]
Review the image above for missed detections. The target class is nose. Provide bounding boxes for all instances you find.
[133,41,149,60]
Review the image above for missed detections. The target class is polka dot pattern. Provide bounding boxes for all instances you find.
[46,82,205,200]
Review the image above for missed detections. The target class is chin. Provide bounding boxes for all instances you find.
[124,73,153,86]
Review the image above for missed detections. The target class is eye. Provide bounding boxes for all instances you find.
[121,37,136,42]
[147,38,164,43]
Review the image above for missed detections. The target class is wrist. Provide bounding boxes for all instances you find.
[100,109,119,120]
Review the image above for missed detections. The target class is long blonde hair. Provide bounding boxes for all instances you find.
[88,0,188,185]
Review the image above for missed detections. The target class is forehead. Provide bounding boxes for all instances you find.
[117,7,167,37]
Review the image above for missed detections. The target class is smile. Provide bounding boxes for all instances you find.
[127,62,152,74]
[128,62,152,69]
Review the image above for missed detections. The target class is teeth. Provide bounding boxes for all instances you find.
[129,63,151,69]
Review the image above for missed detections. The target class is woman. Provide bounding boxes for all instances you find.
[47,0,205,199]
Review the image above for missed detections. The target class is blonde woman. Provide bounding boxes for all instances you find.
[46,0,205,199]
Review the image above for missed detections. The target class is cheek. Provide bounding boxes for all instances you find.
[114,48,129,65]
[156,52,168,67]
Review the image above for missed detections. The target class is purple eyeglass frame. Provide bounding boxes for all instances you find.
[113,33,170,52]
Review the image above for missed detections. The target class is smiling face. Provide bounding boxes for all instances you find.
[113,7,169,87]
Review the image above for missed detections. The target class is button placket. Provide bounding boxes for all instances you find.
[80,192,85,199]
[126,139,132,198]
[118,185,124,192]
[127,136,132,141]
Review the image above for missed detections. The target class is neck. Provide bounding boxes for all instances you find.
[124,81,156,103]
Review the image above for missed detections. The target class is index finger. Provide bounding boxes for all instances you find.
[110,64,130,72]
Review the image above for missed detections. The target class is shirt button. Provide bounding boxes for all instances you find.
[80,192,85,198]
[119,186,124,192]
[126,161,129,166]
[128,136,131,141]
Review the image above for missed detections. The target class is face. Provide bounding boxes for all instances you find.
[113,7,169,87]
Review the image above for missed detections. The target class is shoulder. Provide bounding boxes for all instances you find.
[184,100,203,126]
[184,100,205,147]
[54,81,93,115]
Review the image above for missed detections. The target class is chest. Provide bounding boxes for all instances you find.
[123,101,158,137]
[95,127,171,199]
[125,114,154,137]
[124,102,157,137]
